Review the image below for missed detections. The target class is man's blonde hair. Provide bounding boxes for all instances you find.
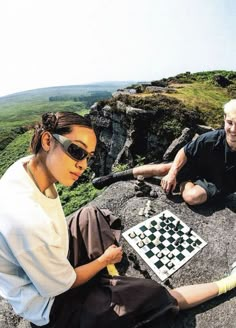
[224,99,236,115]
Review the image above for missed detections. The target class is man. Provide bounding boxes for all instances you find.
[92,99,236,206]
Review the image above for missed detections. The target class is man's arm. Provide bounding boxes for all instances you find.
[161,147,187,193]
[71,244,122,288]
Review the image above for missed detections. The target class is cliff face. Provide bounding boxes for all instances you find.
[89,93,203,176]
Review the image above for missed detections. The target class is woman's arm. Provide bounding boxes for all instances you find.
[71,244,122,288]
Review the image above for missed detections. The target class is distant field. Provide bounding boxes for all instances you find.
[0,82,132,152]
[0,82,132,127]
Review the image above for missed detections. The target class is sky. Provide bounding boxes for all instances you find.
[0,0,236,97]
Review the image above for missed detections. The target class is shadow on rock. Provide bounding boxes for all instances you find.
[166,193,184,204]
[225,193,236,213]
[187,199,226,217]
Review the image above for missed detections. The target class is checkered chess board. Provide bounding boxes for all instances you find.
[122,210,207,281]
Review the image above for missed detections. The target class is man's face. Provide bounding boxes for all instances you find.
[224,113,236,150]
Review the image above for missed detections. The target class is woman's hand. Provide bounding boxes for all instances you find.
[98,245,123,266]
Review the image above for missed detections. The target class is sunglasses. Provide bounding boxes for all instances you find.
[52,134,95,163]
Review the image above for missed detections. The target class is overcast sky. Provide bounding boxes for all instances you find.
[0,0,235,97]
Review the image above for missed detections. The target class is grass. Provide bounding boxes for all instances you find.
[167,82,229,110]
[0,100,87,127]
[57,182,101,216]
[0,131,32,177]
[164,81,229,127]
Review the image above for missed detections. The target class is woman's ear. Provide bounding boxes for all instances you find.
[41,132,52,152]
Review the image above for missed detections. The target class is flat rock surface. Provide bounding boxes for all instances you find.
[90,181,236,328]
[1,180,236,328]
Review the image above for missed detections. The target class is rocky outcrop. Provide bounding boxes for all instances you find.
[90,95,204,176]
[213,75,232,88]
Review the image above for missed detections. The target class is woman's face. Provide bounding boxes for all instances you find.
[46,125,97,186]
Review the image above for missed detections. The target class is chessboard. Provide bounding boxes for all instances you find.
[122,210,207,281]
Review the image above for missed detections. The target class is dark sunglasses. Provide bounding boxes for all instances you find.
[52,134,95,163]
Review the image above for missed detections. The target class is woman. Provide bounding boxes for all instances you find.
[0,111,235,328]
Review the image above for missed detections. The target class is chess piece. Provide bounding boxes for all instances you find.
[138,208,144,216]
[137,240,144,248]
[129,231,136,238]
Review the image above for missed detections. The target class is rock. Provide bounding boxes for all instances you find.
[89,181,236,328]
[149,189,158,198]
[213,75,232,88]
[196,124,215,134]
[2,181,236,327]
[112,88,137,98]
[145,86,167,93]
[162,127,194,161]
[0,298,30,328]
[89,97,203,176]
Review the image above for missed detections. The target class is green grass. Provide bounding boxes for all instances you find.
[57,182,101,216]
[0,82,132,128]
[0,100,87,127]
[168,82,229,109]
[0,131,32,177]
[164,81,230,127]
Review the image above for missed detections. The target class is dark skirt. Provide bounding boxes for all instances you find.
[32,206,179,328]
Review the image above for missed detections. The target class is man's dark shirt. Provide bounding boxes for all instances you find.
[183,129,236,195]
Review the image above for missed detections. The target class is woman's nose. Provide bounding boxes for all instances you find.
[75,158,87,170]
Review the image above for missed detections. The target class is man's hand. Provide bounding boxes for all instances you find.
[98,245,123,266]
[161,173,177,194]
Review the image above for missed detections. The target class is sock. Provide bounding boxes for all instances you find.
[112,169,134,181]
[92,169,134,189]
[215,273,236,295]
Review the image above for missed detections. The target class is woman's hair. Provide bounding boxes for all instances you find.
[31,112,92,154]
[223,99,236,115]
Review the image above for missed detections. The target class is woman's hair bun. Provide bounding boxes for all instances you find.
[42,112,58,132]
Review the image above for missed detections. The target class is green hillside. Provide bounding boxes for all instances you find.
[0,82,131,150]
[0,82,132,127]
